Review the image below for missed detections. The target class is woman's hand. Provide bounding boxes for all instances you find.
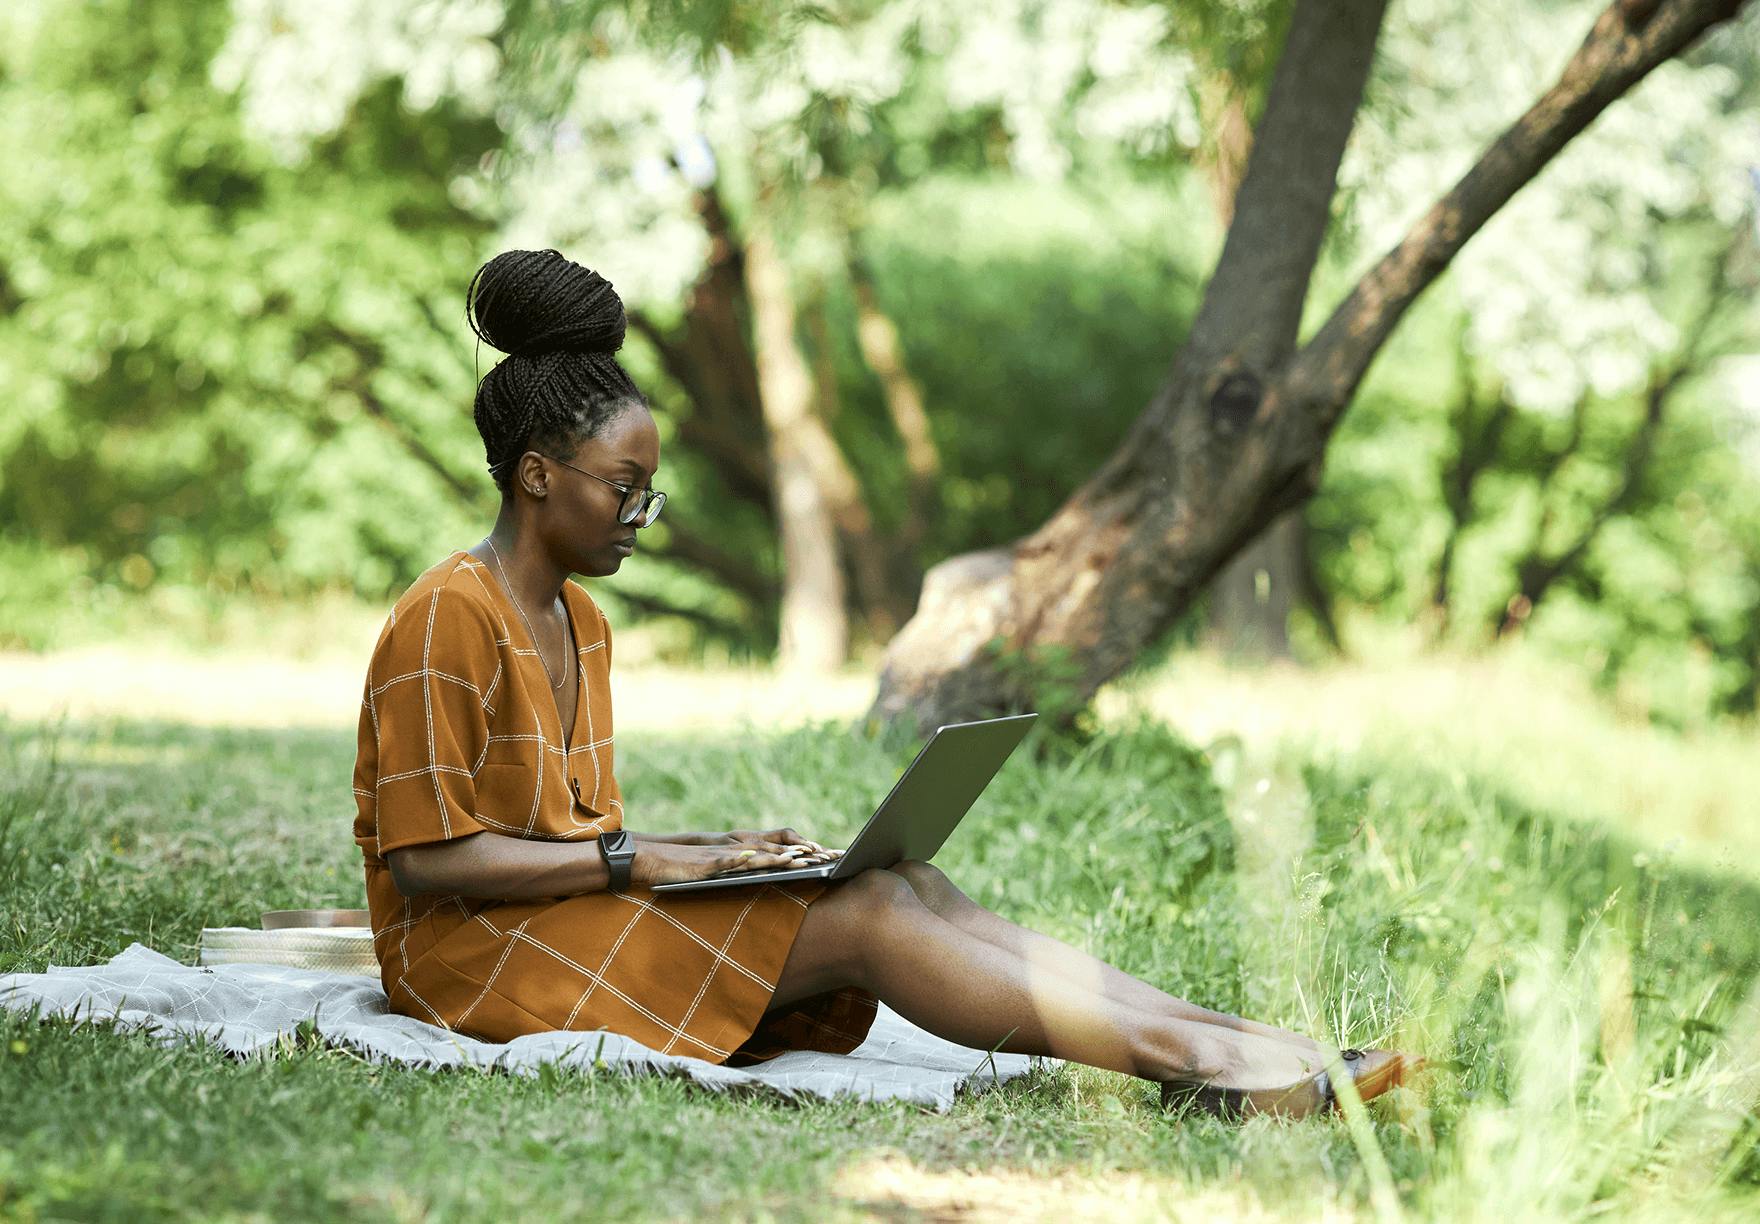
[629,840,825,888]
[718,827,843,865]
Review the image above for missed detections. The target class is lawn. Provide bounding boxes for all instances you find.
[2,659,1758,1221]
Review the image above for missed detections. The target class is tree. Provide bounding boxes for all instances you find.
[485,0,1221,667]
[867,0,1756,731]
[217,0,1227,665]
[0,0,501,606]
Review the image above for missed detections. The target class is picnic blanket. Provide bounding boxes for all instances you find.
[0,943,1047,1109]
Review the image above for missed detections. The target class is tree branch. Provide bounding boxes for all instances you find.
[646,519,779,607]
[848,249,941,569]
[1498,383,1668,635]
[311,322,486,506]
[1434,315,1516,622]
[1497,238,1741,635]
[610,588,747,640]
[626,307,774,511]
[1293,0,1746,425]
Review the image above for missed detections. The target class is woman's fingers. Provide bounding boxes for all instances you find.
[727,841,850,874]
[731,849,795,872]
[754,842,805,859]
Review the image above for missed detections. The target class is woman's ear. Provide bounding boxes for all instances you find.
[516,452,548,499]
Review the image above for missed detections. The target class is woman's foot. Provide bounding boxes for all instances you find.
[1159,1047,1422,1120]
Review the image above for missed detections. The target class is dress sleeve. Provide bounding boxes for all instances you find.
[367,586,501,856]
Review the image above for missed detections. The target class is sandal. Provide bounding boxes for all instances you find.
[1159,1047,1419,1120]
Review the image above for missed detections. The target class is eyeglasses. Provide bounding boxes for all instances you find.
[547,455,667,527]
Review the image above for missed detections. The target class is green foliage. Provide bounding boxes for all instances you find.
[976,633,1102,740]
[852,169,1213,560]
[0,0,499,601]
[1310,270,1760,726]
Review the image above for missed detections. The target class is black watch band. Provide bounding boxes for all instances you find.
[597,829,635,892]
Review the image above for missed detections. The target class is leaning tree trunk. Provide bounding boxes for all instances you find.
[1195,62,1302,660]
[869,0,1749,732]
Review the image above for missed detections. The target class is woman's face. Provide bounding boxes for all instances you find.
[542,406,662,578]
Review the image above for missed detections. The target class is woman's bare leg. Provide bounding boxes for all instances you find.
[766,866,1319,1090]
[885,860,1325,1054]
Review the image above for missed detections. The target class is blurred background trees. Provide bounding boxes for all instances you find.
[1,0,1756,728]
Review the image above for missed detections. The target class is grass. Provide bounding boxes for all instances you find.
[2,654,1759,1221]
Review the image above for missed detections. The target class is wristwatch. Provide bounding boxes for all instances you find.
[597,828,636,892]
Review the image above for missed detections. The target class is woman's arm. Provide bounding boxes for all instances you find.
[629,830,714,847]
[388,831,609,899]
[387,830,809,898]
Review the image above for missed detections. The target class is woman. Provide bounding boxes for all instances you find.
[351,249,1419,1118]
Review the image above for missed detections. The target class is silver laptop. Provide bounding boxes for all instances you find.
[649,713,1037,894]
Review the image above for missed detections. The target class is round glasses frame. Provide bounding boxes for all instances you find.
[546,454,667,527]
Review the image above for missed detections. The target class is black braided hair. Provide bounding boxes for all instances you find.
[466,249,649,496]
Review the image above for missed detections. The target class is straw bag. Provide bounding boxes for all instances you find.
[197,909,377,977]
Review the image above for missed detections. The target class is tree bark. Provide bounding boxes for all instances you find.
[626,306,773,515]
[630,173,775,515]
[868,0,1749,733]
[1195,61,1306,659]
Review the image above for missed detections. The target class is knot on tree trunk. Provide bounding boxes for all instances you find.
[1617,0,1664,30]
[1207,365,1265,436]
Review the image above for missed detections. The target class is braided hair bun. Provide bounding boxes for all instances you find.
[466,249,648,493]
[467,248,626,358]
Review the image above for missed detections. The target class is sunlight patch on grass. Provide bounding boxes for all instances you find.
[830,1151,1353,1222]
[0,647,874,732]
[1101,645,1760,870]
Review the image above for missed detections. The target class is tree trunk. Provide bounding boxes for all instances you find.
[1205,511,1300,659]
[744,207,849,671]
[801,287,912,642]
[1196,62,1303,660]
[849,251,942,584]
[868,0,1749,733]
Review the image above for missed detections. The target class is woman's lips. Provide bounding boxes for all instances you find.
[613,540,635,556]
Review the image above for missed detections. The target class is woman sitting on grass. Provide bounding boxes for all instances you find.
[352,248,1420,1118]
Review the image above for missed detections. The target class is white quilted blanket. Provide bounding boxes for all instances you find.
[0,944,1046,1110]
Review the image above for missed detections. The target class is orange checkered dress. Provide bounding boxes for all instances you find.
[351,550,877,1064]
